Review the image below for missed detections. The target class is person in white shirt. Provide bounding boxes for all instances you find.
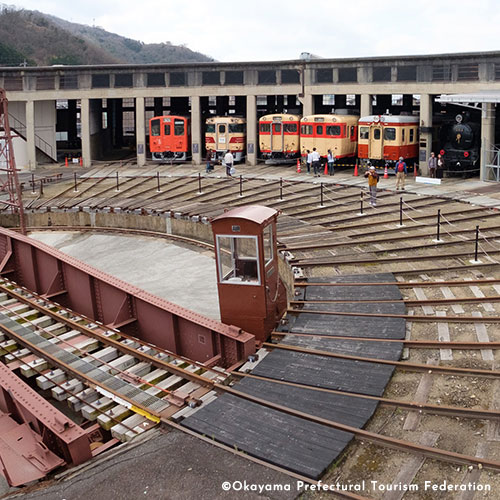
[224,151,234,176]
[311,148,321,177]
[306,150,312,174]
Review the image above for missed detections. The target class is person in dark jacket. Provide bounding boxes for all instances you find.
[205,150,213,173]
[428,152,437,178]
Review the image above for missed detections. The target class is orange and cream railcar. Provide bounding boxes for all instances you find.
[259,114,301,160]
[206,116,246,162]
[358,115,419,168]
[300,114,359,161]
[149,115,190,162]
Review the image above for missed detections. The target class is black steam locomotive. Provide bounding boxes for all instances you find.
[439,112,480,177]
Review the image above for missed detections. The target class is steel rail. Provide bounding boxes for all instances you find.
[214,383,500,472]
[293,248,500,266]
[261,342,499,378]
[280,224,500,252]
[286,308,500,323]
[394,261,500,275]
[271,331,500,349]
[230,372,500,420]
[290,296,500,306]
[294,278,500,287]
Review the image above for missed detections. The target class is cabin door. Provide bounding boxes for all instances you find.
[271,122,283,152]
[369,126,383,159]
[216,123,228,150]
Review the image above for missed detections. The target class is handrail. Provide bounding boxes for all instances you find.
[8,113,55,160]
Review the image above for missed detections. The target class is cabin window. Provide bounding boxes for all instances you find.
[274,123,281,133]
[260,123,270,133]
[150,119,161,136]
[326,125,341,136]
[384,128,396,141]
[206,124,215,133]
[284,123,297,133]
[359,127,369,140]
[174,120,184,136]
[409,128,415,142]
[263,225,273,266]
[316,125,323,135]
[218,125,226,134]
[217,235,260,285]
[373,129,381,140]
[164,124,171,136]
[229,123,245,133]
[350,126,356,138]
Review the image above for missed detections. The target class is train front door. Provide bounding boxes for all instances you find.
[216,123,228,151]
[271,122,283,152]
[369,126,383,159]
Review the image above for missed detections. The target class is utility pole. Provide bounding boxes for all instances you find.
[0,88,26,234]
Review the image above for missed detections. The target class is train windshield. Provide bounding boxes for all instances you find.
[359,127,369,140]
[174,120,185,136]
[260,123,271,133]
[206,124,216,133]
[229,123,245,133]
[326,125,341,136]
[150,119,161,136]
[384,128,396,140]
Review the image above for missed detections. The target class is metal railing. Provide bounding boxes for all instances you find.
[8,113,55,160]
[485,146,500,182]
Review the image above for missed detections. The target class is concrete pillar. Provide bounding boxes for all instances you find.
[190,95,201,165]
[419,94,433,175]
[300,94,314,116]
[480,102,495,181]
[360,94,372,117]
[81,98,92,168]
[135,96,146,167]
[246,95,257,166]
[25,100,36,171]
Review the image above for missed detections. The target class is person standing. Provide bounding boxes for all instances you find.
[205,150,213,173]
[364,166,379,207]
[395,156,407,190]
[327,149,335,176]
[224,150,234,177]
[428,152,437,178]
[437,153,445,178]
[311,147,321,177]
[306,150,312,174]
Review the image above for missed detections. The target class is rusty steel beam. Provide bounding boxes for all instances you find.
[0,227,255,367]
[0,361,91,486]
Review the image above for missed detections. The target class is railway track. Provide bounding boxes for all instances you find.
[2,167,500,497]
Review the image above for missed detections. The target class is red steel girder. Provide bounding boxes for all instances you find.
[0,361,92,486]
[0,227,255,367]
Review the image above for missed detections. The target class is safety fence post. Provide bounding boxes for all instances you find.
[198,172,202,194]
[320,182,324,207]
[74,172,78,192]
[474,225,479,262]
[436,209,441,241]
[116,171,120,191]
[239,175,243,197]
[399,197,403,226]
[31,173,36,194]
[39,180,43,196]
[359,190,364,215]
[279,177,283,201]
[157,171,161,192]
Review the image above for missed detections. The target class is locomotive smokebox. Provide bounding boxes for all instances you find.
[211,205,287,343]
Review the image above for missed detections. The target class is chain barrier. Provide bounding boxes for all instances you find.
[439,213,459,228]
[402,199,424,213]
[400,210,435,226]
[478,243,500,264]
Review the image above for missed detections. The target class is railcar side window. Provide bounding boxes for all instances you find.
[216,235,260,285]
[410,129,415,142]
[151,120,161,136]
[384,128,396,141]
[301,125,313,135]
[260,123,271,133]
[402,129,405,142]
[206,124,216,133]
[326,125,341,136]
[284,123,297,133]
[373,129,381,140]
[263,225,273,266]
[174,120,185,136]
[229,123,245,133]
[359,127,369,140]
[164,124,171,136]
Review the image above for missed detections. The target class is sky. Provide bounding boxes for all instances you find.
[4,0,500,62]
